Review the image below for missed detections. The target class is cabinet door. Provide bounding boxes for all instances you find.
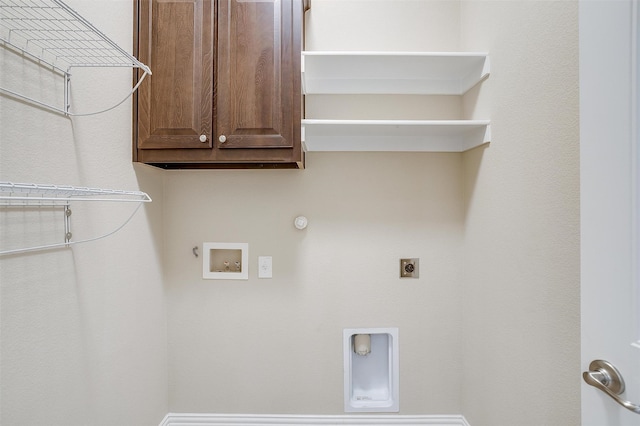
[217,0,300,149]
[136,0,214,150]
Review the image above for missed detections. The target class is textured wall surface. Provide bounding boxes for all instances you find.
[0,1,168,425]
[460,1,581,425]
[165,153,465,414]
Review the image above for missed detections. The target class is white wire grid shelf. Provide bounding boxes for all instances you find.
[0,182,152,255]
[0,182,152,204]
[0,0,151,115]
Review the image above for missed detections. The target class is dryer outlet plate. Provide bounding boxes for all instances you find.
[400,258,419,278]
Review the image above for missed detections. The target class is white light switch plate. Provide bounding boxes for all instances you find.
[258,256,272,279]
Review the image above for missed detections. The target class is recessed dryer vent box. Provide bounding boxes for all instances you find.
[343,327,399,412]
[203,242,248,280]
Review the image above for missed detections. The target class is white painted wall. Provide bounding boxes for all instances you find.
[165,153,465,414]
[0,1,168,425]
[460,1,580,425]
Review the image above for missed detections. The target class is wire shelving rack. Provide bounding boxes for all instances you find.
[0,182,152,255]
[0,0,151,115]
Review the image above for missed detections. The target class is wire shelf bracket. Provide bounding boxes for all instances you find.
[0,182,152,256]
[0,0,151,116]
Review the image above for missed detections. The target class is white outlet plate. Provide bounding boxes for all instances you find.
[258,256,272,279]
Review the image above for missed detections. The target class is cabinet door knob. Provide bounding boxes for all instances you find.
[199,134,207,143]
[218,135,227,143]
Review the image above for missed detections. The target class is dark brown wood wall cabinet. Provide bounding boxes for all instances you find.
[133,0,304,169]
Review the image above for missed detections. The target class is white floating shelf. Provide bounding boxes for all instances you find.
[301,120,491,152]
[302,52,490,95]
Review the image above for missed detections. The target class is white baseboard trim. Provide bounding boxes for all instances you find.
[160,413,471,426]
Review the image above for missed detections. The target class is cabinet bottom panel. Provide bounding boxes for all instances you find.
[134,148,304,169]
